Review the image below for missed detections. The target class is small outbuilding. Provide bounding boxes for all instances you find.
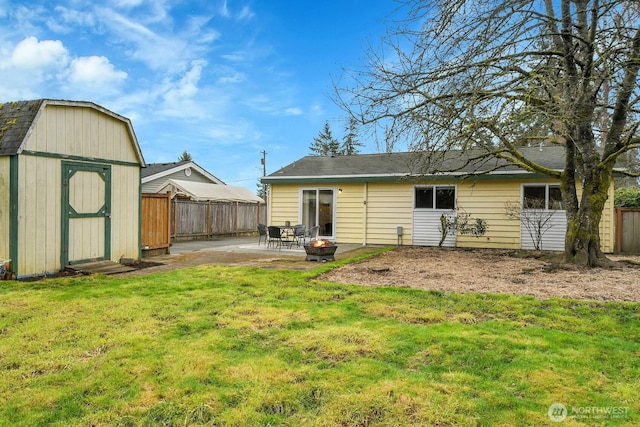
[0,99,145,278]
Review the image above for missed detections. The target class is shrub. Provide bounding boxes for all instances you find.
[614,187,640,207]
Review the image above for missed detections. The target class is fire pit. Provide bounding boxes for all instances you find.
[304,239,338,262]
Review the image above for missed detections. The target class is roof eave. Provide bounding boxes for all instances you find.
[262,169,560,184]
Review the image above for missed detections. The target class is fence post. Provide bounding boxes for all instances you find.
[207,200,212,237]
[615,208,622,253]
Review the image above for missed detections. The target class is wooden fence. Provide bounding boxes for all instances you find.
[141,193,171,254]
[171,199,266,239]
[615,208,640,254]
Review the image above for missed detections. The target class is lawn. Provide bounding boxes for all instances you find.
[0,248,638,426]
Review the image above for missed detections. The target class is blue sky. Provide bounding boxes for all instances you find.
[0,0,401,191]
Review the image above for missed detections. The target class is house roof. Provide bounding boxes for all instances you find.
[263,146,569,183]
[159,179,264,203]
[0,99,145,166]
[141,160,225,185]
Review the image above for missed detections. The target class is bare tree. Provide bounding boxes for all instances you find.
[336,0,640,267]
[505,200,558,251]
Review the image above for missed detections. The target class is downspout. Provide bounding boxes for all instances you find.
[362,182,368,246]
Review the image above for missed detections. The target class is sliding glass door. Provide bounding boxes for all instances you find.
[301,189,335,239]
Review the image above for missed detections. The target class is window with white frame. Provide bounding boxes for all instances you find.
[522,184,563,210]
[414,186,456,209]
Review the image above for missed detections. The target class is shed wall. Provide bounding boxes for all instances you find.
[0,157,9,261]
[110,164,141,260]
[17,155,61,276]
[24,104,139,163]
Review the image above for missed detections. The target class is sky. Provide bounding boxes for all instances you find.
[0,0,403,191]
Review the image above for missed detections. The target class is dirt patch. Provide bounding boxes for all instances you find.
[319,247,640,302]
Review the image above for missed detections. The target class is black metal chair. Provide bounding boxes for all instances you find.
[267,226,294,249]
[292,224,306,247]
[305,225,319,243]
[257,223,268,245]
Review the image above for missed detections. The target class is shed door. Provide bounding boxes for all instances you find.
[61,162,111,266]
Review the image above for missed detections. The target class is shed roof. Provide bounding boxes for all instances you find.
[0,99,145,166]
[159,179,264,203]
[263,146,568,183]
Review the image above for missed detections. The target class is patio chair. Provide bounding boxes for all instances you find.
[257,223,268,245]
[292,224,306,247]
[306,225,319,242]
[267,226,294,250]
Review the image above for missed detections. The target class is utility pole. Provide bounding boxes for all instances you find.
[260,150,267,177]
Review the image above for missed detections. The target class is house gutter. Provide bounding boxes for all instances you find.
[262,171,556,185]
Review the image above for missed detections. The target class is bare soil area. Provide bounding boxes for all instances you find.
[319,247,640,302]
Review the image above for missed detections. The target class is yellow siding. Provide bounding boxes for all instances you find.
[268,184,300,225]
[365,182,413,245]
[335,183,365,244]
[17,155,61,276]
[24,105,139,163]
[110,165,141,260]
[0,157,9,260]
[456,179,523,249]
[271,176,617,251]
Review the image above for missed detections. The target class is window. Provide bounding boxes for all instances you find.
[415,186,456,209]
[523,184,563,210]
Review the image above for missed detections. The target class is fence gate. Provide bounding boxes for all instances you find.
[141,193,171,255]
[615,208,640,254]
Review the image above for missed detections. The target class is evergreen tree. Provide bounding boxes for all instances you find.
[178,151,193,162]
[340,118,364,155]
[309,121,340,156]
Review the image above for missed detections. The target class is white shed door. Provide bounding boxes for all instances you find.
[61,162,111,265]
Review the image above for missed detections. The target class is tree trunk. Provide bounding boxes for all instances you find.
[563,157,614,267]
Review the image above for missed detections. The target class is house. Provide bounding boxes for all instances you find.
[261,146,616,252]
[0,99,145,278]
[142,160,263,203]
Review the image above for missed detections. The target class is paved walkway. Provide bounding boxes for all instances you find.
[121,237,372,277]
[169,236,363,256]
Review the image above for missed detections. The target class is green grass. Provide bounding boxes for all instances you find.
[0,248,638,426]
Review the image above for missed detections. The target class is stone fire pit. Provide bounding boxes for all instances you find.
[304,239,338,262]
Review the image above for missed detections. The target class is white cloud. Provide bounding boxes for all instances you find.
[48,6,96,33]
[237,6,255,21]
[67,56,127,85]
[10,36,68,69]
[284,107,303,116]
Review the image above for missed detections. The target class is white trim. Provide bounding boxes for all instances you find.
[142,161,225,185]
[298,187,337,240]
[413,184,457,210]
[265,169,564,181]
[520,183,563,210]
